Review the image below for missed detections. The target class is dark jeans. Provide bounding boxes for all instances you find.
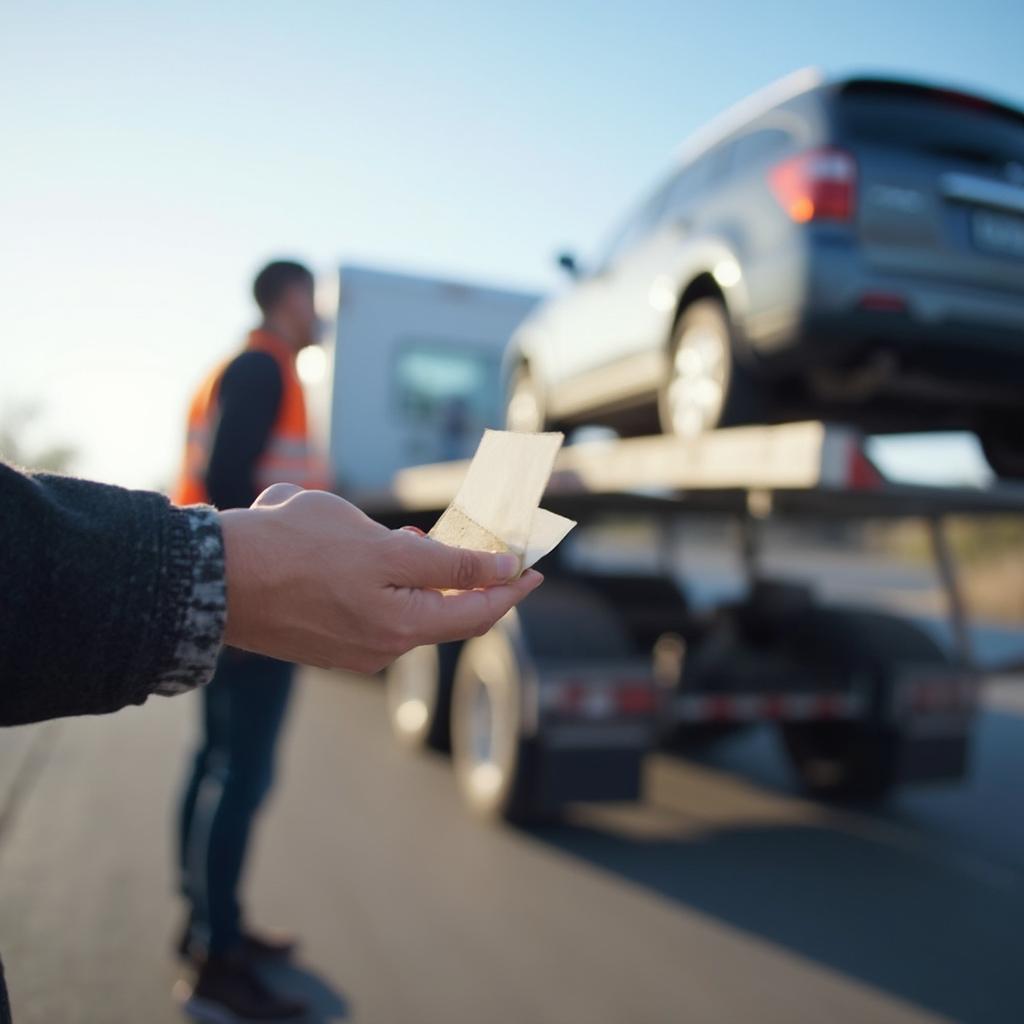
[178,649,294,955]
[0,955,10,1024]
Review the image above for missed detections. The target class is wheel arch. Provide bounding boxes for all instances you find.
[669,273,728,342]
[666,239,752,362]
[501,320,555,394]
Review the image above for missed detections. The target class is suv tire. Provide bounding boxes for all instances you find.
[658,298,762,438]
[979,421,1024,481]
[505,362,547,434]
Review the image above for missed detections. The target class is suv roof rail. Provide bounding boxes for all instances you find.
[674,66,825,166]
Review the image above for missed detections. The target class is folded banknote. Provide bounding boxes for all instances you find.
[429,430,576,574]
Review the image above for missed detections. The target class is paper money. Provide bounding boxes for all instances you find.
[429,430,576,574]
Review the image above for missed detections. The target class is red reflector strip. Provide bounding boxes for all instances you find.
[708,695,732,721]
[676,692,863,723]
[817,692,845,719]
[617,685,657,715]
[544,677,657,719]
[546,682,874,724]
[859,291,907,313]
[905,677,976,714]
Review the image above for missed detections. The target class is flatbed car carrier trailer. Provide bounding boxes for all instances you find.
[357,422,1024,822]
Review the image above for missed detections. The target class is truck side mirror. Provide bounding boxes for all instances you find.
[557,251,581,278]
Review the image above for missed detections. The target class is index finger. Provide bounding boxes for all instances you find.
[403,570,544,644]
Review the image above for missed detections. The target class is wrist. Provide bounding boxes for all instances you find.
[218,508,271,650]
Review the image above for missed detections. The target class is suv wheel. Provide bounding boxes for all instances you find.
[505,363,547,433]
[659,298,760,438]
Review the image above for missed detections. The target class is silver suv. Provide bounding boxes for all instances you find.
[504,71,1024,478]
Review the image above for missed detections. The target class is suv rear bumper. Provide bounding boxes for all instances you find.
[750,244,1024,404]
[803,306,1024,380]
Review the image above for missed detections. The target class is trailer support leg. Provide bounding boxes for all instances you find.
[738,489,772,587]
[928,516,973,670]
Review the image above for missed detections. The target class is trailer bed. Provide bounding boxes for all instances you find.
[369,421,1024,523]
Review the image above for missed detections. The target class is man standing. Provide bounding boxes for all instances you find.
[174,260,324,1021]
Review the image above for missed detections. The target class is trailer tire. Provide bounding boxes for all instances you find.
[450,628,542,823]
[386,642,460,752]
[780,608,949,802]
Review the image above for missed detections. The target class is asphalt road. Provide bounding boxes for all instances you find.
[1,664,1022,1024]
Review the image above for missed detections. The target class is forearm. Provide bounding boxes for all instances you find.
[0,464,226,725]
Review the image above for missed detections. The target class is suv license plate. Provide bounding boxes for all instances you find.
[972,208,1024,260]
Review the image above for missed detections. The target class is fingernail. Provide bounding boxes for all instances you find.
[495,554,520,580]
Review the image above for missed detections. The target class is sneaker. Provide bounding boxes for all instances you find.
[176,955,308,1022]
[239,929,298,963]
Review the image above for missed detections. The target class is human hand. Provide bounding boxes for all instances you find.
[218,484,543,672]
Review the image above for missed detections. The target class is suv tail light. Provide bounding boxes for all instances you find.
[769,148,857,222]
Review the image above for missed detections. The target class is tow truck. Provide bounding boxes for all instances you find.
[361,421,1024,823]
[317,265,1022,824]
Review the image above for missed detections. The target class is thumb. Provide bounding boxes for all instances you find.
[253,483,304,508]
[389,531,521,591]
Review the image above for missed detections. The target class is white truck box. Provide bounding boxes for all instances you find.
[314,264,539,494]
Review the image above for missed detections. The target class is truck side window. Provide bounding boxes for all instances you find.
[393,343,502,462]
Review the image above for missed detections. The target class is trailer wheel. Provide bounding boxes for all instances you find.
[780,608,949,801]
[450,628,541,823]
[451,583,634,823]
[386,642,459,752]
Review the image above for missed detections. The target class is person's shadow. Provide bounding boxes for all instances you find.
[255,960,350,1022]
[527,725,1024,1024]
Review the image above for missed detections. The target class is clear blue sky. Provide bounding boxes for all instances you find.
[2,0,1021,487]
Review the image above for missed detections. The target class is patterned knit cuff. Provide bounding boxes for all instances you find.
[154,506,226,695]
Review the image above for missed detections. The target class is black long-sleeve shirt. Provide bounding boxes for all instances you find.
[0,464,226,726]
[204,349,282,510]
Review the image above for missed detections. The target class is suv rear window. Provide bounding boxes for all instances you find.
[836,81,1024,169]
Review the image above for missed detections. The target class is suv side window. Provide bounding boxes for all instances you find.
[661,145,730,223]
[597,177,674,270]
[729,128,792,173]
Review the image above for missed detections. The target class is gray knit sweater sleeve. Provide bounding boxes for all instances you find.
[0,462,227,726]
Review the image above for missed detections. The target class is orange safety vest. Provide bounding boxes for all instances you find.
[174,329,329,506]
